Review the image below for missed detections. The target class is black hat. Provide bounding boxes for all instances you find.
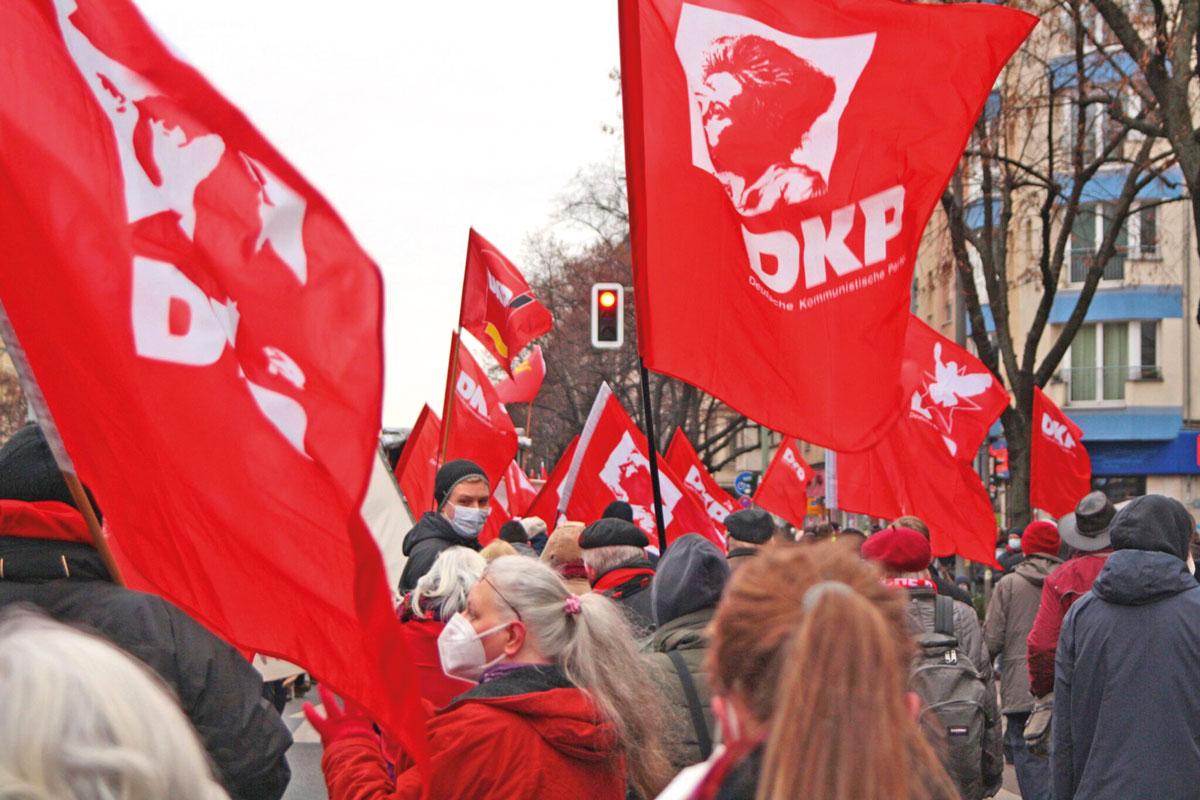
[1058,491,1116,552]
[498,520,530,544]
[1110,495,1194,560]
[578,518,649,550]
[725,508,774,545]
[434,460,488,509]
[0,424,97,513]
[652,534,730,626]
[601,500,634,522]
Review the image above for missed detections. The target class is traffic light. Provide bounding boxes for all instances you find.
[591,283,624,349]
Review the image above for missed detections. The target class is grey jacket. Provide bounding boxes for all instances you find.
[984,554,1061,714]
[644,608,718,770]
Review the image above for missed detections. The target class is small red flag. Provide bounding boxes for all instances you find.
[443,335,518,487]
[754,437,813,530]
[559,385,724,551]
[495,345,547,405]
[619,0,1035,451]
[836,318,1008,566]
[395,405,442,514]
[497,460,539,519]
[0,0,428,769]
[1031,387,1092,517]
[526,438,579,528]
[461,230,553,373]
[664,429,737,527]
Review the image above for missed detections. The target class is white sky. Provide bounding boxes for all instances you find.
[133,1,623,428]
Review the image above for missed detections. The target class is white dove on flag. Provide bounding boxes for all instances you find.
[910,343,995,457]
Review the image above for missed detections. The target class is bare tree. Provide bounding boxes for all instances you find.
[939,0,1180,525]
[0,345,27,444]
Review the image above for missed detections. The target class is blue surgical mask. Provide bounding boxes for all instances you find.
[449,505,489,538]
[1008,536,1021,551]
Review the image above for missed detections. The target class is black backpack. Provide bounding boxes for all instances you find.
[910,594,990,800]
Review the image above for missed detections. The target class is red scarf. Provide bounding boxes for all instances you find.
[0,499,91,544]
[885,577,937,591]
[592,565,654,594]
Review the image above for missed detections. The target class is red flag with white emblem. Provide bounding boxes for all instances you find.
[0,0,428,768]
[558,385,724,551]
[1031,387,1092,517]
[461,230,553,374]
[754,437,813,529]
[837,317,1008,566]
[664,429,736,527]
[443,335,518,486]
[395,405,442,514]
[495,345,547,405]
[619,0,1035,451]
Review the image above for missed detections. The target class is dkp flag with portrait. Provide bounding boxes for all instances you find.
[620,0,1035,451]
[0,0,430,769]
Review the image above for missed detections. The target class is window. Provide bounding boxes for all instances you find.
[1128,205,1158,258]
[1136,320,1160,380]
[1094,476,1146,503]
[1069,322,1128,403]
[1070,204,1126,283]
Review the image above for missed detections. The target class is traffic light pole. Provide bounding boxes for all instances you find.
[638,360,669,555]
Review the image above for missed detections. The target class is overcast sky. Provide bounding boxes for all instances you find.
[134,1,623,428]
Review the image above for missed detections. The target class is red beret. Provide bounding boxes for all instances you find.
[862,526,931,573]
[1021,520,1060,557]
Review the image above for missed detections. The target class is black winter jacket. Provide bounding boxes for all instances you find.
[398,512,481,593]
[1054,549,1200,800]
[0,536,292,800]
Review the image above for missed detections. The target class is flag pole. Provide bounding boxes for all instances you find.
[438,234,473,479]
[638,360,669,554]
[0,302,125,586]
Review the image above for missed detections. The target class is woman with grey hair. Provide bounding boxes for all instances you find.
[0,609,228,800]
[396,545,487,707]
[310,555,674,799]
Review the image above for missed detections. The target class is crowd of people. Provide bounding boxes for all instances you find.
[2,427,1200,799]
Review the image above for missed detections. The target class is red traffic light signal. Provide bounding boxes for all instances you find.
[591,283,624,349]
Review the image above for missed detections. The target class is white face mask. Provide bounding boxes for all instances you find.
[437,612,509,682]
[448,505,490,538]
[1008,537,1022,551]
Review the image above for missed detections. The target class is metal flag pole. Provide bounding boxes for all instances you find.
[0,300,125,586]
[638,359,669,554]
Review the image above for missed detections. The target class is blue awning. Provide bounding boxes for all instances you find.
[1086,431,1200,476]
[1049,285,1183,323]
[1067,406,1183,441]
[1049,51,1138,90]
[1059,168,1185,204]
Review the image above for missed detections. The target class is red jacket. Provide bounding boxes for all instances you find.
[1026,552,1111,697]
[321,665,625,799]
[396,617,474,709]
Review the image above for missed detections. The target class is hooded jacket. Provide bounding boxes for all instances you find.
[984,553,1061,713]
[321,664,625,799]
[0,500,292,800]
[1053,496,1200,800]
[398,512,481,593]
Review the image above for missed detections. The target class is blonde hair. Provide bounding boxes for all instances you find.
[484,556,673,798]
[479,539,518,562]
[709,545,957,800]
[411,546,486,619]
[0,609,228,800]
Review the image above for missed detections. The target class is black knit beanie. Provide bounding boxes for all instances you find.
[434,459,488,509]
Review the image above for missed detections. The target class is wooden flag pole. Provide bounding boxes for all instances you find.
[62,470,125,586]
[638,360,669,554]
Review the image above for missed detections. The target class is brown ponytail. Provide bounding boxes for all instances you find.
[708,544,957,800]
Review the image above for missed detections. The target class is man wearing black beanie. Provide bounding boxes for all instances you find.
[1053,495,1200,800]
[398,459,490,592]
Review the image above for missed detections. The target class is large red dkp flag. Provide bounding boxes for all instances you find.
[620,0,1034,451]
[443,335,519,487]
[0,0,427,764]
[461,229,553,374]
[664,429,736,527]
[395,405,442,514]
[560,385,724,551]
[1031,387,1092,517]
[837,318,1008,566]
[754,437,813,530]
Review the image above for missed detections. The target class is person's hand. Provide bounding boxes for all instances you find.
[302,684,377,747]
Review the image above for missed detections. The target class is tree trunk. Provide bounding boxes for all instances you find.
[1000,394,1033,530]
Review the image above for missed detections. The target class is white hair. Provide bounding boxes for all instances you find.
[411,546,486,619]
[581,544,645,578]
[0,609,228,800]
[483,556,672,798]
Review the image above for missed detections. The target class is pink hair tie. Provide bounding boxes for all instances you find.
[563,594,582,617]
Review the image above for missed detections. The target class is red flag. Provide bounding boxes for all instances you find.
[754,437,812,529]
[496,460,539,519]
[0,0,428,768]
[526,437,578,528]
[461,230,553,373]
[559,385,724,551]
[395,405,442,514]
[443,335,518,486]
[1031,387,1092,517]
[495,345,547,405]
[619,0,1035,451]
[664,429,737,527]
[836,318,1009,566]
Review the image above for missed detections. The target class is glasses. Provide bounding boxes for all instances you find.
[482,575,523,622]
